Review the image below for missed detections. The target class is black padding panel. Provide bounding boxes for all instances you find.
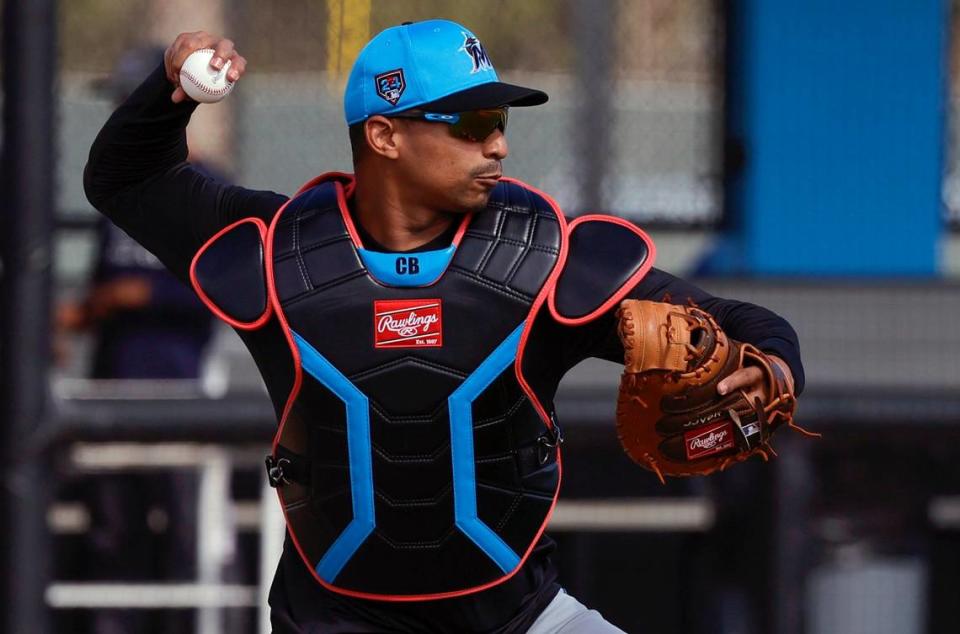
[553,219,650,319]
[194,222,268,323]
[271,184,364,302]
[454,181,562,299]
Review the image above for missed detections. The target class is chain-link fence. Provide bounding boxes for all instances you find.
[56,0,724,229]
[944,0,960,226]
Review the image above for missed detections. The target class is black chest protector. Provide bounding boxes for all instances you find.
[190,173,654,601]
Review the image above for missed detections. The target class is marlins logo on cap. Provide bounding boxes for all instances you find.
[459,33,493,74]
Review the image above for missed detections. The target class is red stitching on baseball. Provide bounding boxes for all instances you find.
[181,49,233,96]
[181,69,231,95]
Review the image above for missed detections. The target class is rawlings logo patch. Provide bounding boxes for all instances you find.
[375,69,406,105]
[685,422,735,460]
[374,299,442,348]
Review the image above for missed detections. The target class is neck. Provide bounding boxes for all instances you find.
[352,172,455,252]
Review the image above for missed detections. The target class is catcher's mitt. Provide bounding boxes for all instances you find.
[615,299,815,482]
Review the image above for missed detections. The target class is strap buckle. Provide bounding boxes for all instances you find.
[265,455,291,488]
[537,413,565,464]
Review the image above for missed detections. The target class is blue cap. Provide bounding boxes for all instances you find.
[344,19,548,125]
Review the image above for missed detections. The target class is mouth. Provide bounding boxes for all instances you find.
[474,173,502,186]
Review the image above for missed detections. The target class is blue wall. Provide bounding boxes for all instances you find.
[725,0,947,276]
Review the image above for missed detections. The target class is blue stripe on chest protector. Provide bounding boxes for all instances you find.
[292,331,375,582]
[447,323,525,573]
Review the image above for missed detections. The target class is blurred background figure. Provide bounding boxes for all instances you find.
[54,45,217,634]
[56,218,214,380]
[56,45,215,381]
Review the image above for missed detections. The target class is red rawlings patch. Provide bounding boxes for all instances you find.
[684,421,735,460]
[374,299,442,349]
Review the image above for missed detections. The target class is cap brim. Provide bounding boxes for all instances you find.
[417,81,548,113]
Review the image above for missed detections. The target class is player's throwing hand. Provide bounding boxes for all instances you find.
[163,31,247,103]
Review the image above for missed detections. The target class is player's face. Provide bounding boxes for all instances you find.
[395,118,509,213]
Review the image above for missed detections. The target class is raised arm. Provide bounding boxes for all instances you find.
[83,32,287,282]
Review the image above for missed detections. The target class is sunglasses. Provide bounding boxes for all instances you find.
[390,107,509,142]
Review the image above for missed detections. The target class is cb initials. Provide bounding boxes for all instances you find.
[395,256,420,275]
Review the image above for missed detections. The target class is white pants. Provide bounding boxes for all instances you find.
[526,589,627,633]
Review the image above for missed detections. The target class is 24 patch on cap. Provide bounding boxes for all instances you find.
[375,69,405,105]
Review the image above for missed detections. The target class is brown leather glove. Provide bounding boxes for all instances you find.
[615,300,812,482]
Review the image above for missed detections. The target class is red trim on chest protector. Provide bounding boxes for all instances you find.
[325,172,472,250]
[189,217,273,330]
[263,172,568,602]
[546,214,657,326]
[264,179,315,595]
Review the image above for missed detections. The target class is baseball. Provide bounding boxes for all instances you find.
[179,48,235,103]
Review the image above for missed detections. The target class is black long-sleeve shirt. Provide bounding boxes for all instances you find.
[84,63,804,633]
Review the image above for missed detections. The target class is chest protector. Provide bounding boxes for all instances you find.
[190,173,655,601]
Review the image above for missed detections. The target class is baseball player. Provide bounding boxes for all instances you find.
[85,20,803,633]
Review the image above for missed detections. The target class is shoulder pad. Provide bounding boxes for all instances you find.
[190,218,272,329]
[548,215,655,325]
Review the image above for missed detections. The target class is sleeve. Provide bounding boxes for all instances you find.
[560,267,806,395]
[83,62,289,283]
[145,269,214,317]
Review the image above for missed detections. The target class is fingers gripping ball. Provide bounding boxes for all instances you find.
[615,300,812,483]
[179,48,235,103]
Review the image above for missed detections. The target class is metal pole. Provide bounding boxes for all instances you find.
[571,0,615,213]
[258,471,286,634]
[772,434,815,634]
[197,449,233,634]
[0,1,57,632]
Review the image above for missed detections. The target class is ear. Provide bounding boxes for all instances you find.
[365,116,401,160]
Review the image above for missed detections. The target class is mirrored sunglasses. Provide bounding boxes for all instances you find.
[390,107,509,142]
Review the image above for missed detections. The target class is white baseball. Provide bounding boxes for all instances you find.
[179,48,235,103]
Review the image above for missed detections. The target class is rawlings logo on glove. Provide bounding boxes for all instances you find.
[685,423,735,459]
[615,300,817,482]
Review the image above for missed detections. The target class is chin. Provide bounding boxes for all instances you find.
[463,192,494,212]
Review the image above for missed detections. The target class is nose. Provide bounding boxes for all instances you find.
[483,128,508,160]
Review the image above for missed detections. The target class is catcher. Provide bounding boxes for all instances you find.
[84,19,807,634]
